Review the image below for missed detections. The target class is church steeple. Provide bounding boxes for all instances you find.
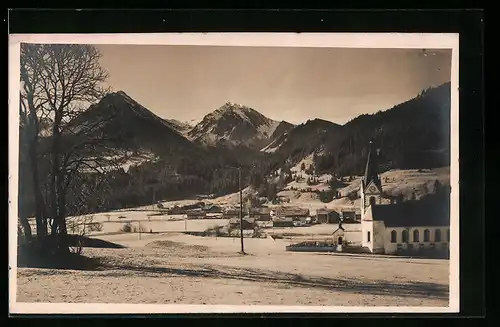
[363,140,382,191]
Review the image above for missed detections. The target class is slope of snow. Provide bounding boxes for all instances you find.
[164,119,194,137]
[211,186,257,206]
[290,154,315,174]
[79,151,159,174]
[187,118,201,126]
[277,167,450,212]
[260,134,287,153]
[257,119,281,138]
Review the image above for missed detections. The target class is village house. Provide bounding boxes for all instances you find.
[358,141,450,255]
[203,204,223,214]
[272,217,295,227]
[272,206,310,227]
[186,209,207,219]
[249,207,272,221]
[275,206,310,220]
[340,211,359,223]
[167,205,186,215]
[184,202,205,210]
[223,206,242,218]
[316,208,340,224]
[229,217,256,230]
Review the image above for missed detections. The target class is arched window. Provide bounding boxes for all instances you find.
[402,230,409,243]
[435,229,442,242]
[338,236,343,245]
[424,229,430,242]
[447,229,450,242]
[369,196,376,206]
[413,229,420,243]
[367,231,371,242]
[390,230,397,243]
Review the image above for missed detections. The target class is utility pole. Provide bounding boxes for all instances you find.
[239,167,245,254]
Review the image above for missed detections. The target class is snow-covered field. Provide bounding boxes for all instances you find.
[276,163,450,212]
[16,231,449,306]
[15,166,451,307]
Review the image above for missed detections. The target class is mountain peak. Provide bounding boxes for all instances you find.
[213,102,255,117]
[188,103,281,149]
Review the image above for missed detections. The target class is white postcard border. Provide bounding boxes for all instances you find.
[8,32,460,315]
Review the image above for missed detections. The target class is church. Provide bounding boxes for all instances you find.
[359,141,450,255]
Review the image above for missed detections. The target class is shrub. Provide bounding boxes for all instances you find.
[121,222,133,233]
[87,222,103,232]
[347,190,360,201]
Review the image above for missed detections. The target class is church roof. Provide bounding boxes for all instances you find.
[370,199,450,227]
[363,141,382,190]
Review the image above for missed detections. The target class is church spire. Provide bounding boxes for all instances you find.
[363,140,382,190]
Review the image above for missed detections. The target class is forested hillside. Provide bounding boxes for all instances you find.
[313,82,451,176]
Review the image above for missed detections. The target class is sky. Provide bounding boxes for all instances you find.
[96,45,452,125]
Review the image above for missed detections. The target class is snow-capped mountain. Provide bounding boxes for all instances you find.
[163,118,194,136]
[188,102,289,150]
[69,91,203,157]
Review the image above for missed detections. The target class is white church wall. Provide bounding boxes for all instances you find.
[360,205,386,253]
[372,220,386,254]
[361,220,373,251]
[384,226,450,254]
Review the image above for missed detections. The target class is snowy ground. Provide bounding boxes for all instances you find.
[275,164,450,212]
[15,165,451,307]
[16,231,449,306]
[26,166,450,237]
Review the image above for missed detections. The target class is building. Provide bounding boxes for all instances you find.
[275,206,310,219]
[184,202,205,210]
[229,217,256,230]
[167,206,186,215]
[272,206,310,226]
[186,209,207,219]
[272,217,295,227]
[359,141,450,255]
[340,211,358,223]
[203,204,223,213]
[223,206,242,218]
[249,207,272,221]
[316,208,340,224]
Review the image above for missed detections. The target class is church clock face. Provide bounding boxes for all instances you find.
[369,185,377,193]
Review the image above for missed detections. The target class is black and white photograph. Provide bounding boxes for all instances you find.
[8,33,459,314]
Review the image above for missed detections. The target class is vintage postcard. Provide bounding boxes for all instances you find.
[8,33,459,314]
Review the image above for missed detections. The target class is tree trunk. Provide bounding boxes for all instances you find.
[56,177,70,254]
[19,216,32,239]
[49,122,60,238]
[24,86,49,239]
[50,113,70,255]
[28,139,48,237]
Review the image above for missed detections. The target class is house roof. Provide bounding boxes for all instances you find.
[316,208,338,214]
[370,199,450,227]
[229,217,256,224]
[276,207,310,216]
[186,210,206,215]
[250,207,271,214]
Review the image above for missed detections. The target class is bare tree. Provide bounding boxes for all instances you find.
[19,43,131,255]
[20,45,51,239]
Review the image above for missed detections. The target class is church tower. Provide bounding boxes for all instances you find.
[360,140,383,219]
